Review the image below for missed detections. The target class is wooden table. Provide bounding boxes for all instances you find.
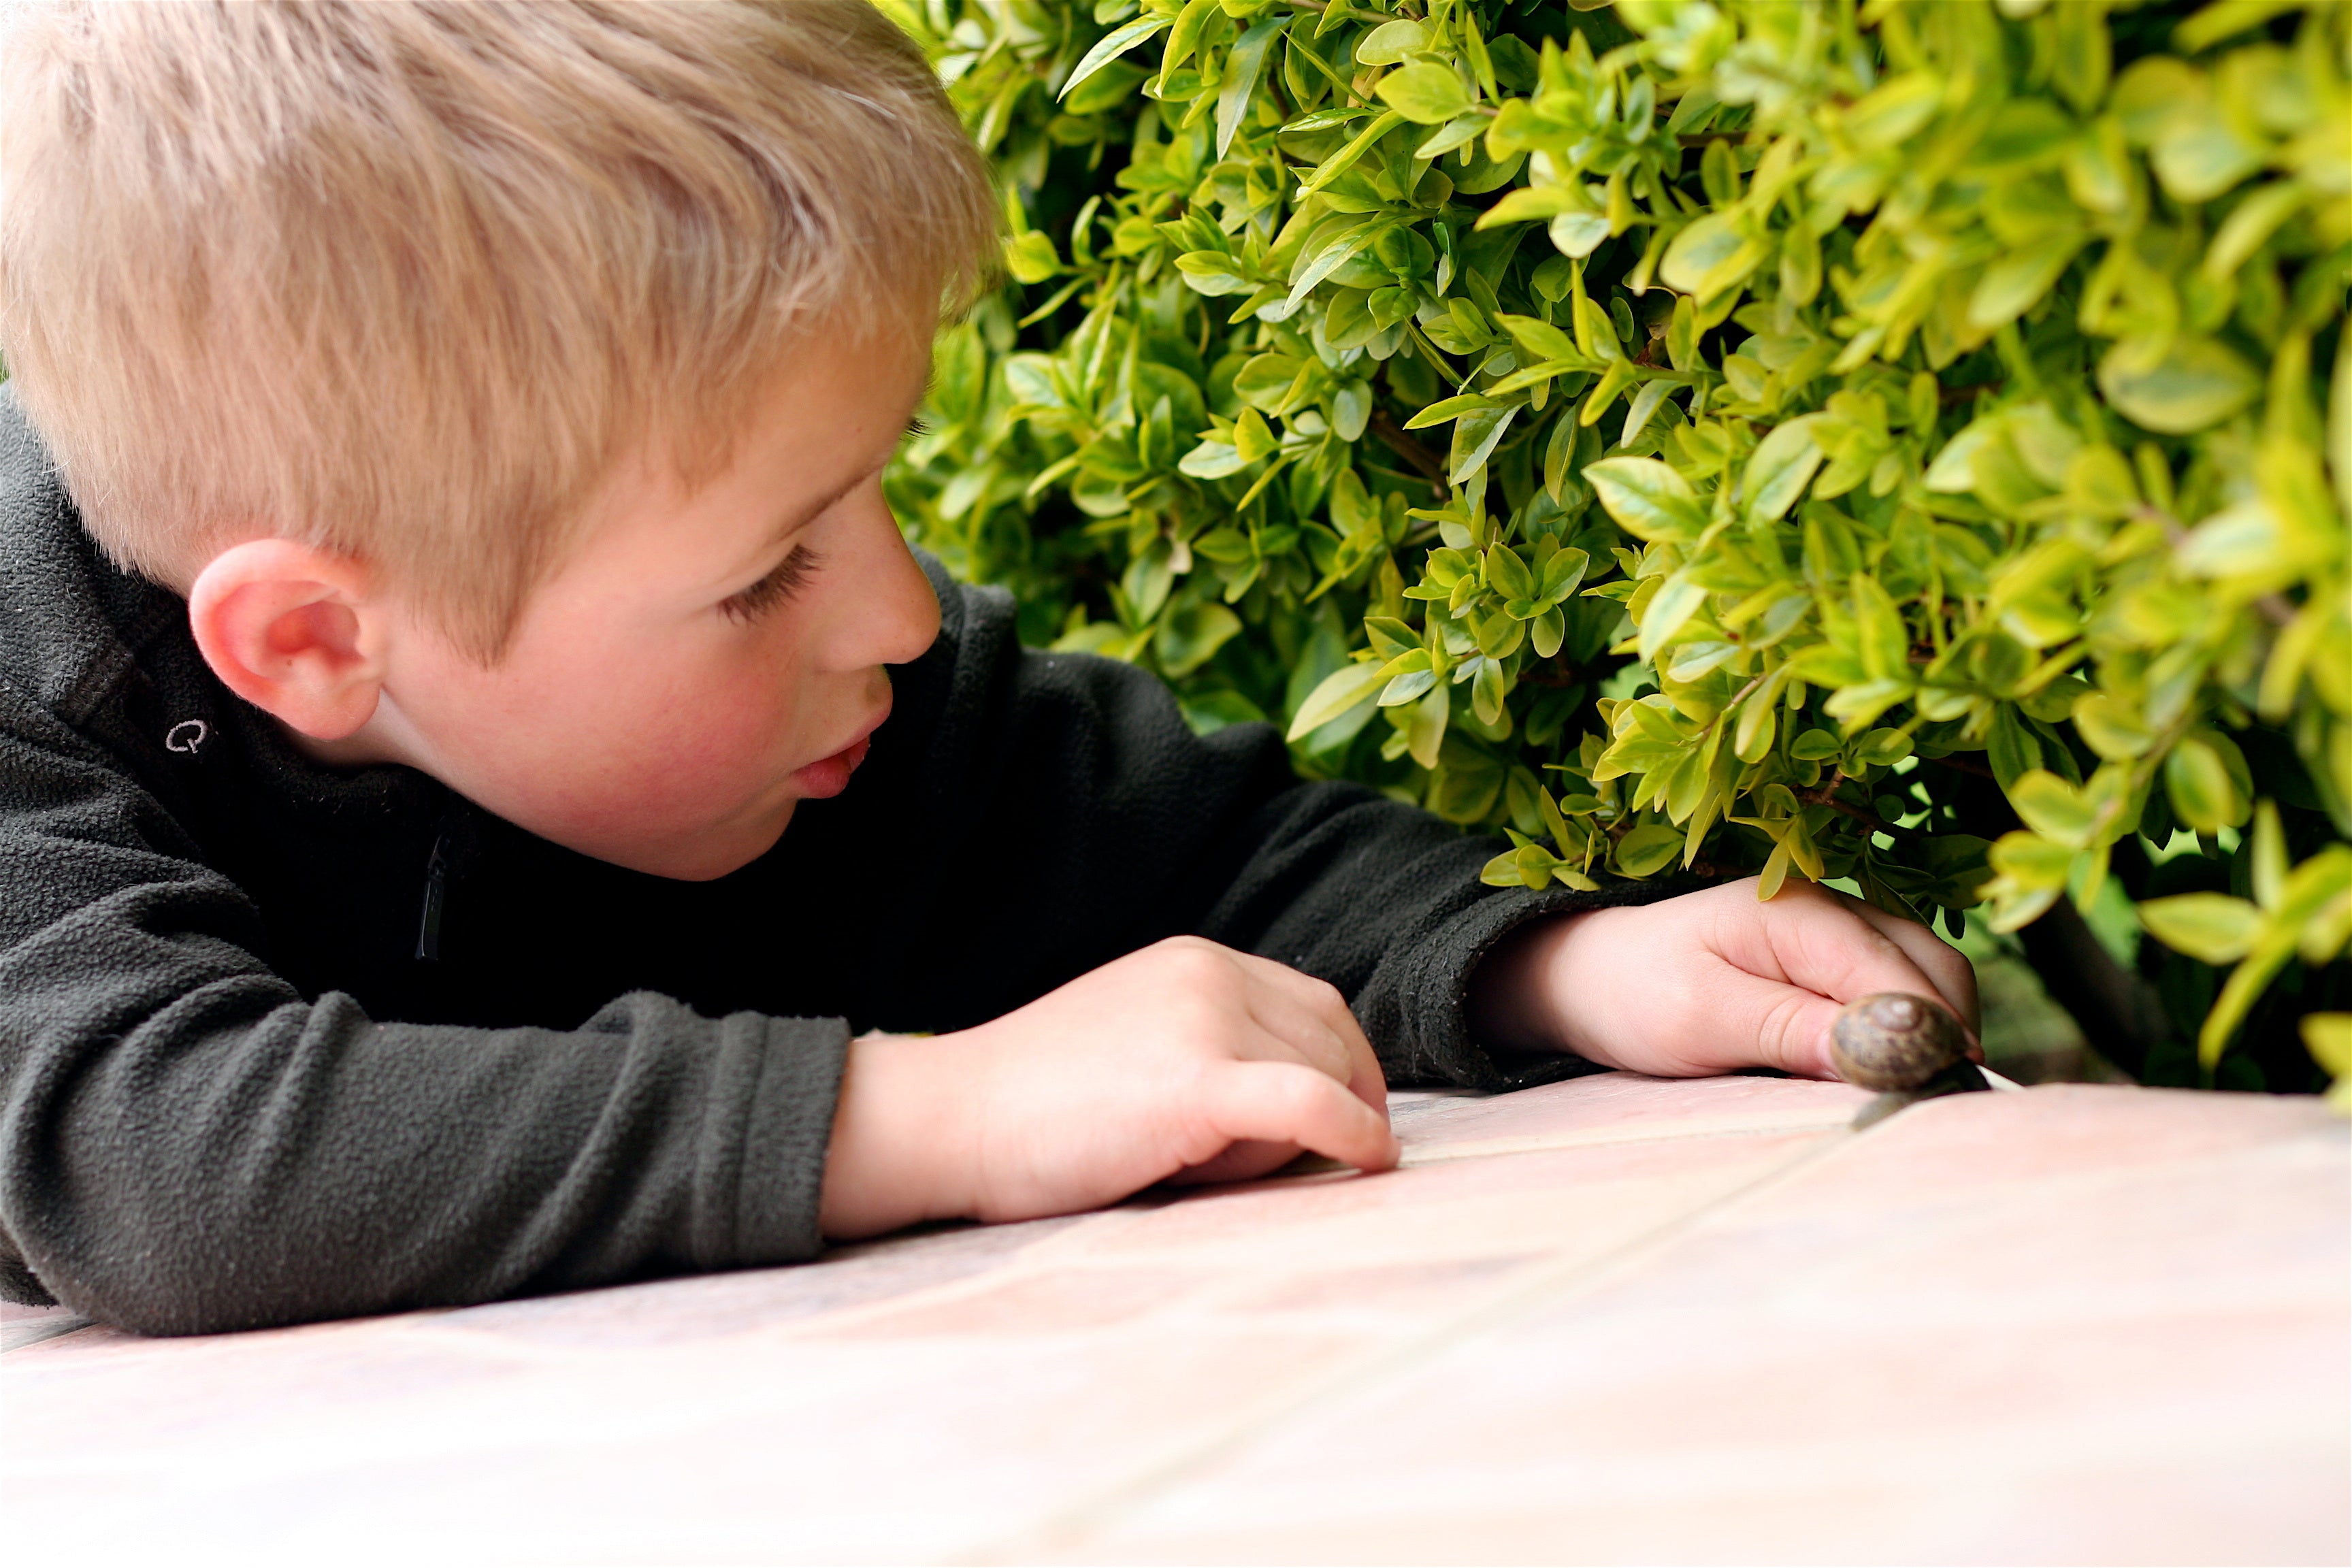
[7,1072,2345,1564]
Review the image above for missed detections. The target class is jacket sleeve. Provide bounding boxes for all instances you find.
[883,560,1683,1090]
[0,696,847,1334]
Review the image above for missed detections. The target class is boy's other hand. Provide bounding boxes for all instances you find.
[1467,879,1980,1083]
[819,938,1397,1240]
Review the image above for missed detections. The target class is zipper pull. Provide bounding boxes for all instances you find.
[415,829,451,962]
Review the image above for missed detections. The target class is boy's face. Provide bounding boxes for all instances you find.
[352,330,941,879]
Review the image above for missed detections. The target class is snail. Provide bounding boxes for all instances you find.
[1832,992,1989,1128]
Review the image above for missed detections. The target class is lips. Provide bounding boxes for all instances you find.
[789,702,889,800]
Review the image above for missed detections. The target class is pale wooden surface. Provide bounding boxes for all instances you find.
[5,1072,2345,1565]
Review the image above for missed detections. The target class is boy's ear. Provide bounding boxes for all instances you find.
[186,539,389,740]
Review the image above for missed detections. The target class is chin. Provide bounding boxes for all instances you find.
[647,801,798,882]
[547,813,776,882]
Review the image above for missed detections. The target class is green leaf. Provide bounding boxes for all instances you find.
[1989,828,2078,891]
[1586,457,1708,542]
[2151,103,2266,203]
[1232,406,1278,463]
[1403,393,1504,430]
[1004,230,1060,284]
[1480,847,1529,887]
[1062,14,1175,100]
[1179,440,1248,479]
[1531,605,1566,659]
[1538,546,1589,600]
[1218,18,1288,159]
[2174,0,2307,51]
[2250,799,2287,913]
[1741,415,1827,521]
[1156,602,1243,676]
[1287,221,1390,306]
[1481,544,1531,602]
[2165,734,2250,833]
[1619,380,1678,448]
[1300,111,1403,194]
[1853,728,1913,767]
[1286,660,1388,740]
[2140,893,2267,964]
[2206,180,2307,278]
[1492,312,1580,363]
[2098,337,2261,436]
[1638,571,1708,662]
[1449,405,1517,485]
[1174,250,1254,295]
[1666,295,1698,373]
[1478,185,1583,227]
[1414,112,1488,160]
[1158,0,1220,80]
[2072,691,2155,760]
[1549,212,1612,259]
[1407,684,1449,770]
[2008,769,2097,849]
[1356,18,1433,65]
[1842,72,1942,150]
[1967,231,2086,330]
[1375,63,1471,126]
[1615,821,1686,878]
[1659,214,1761,301]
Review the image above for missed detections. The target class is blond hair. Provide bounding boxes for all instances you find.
[0,0,994,659]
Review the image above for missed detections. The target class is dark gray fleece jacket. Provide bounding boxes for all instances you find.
[0,389,1631,1335]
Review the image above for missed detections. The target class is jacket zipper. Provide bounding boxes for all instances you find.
[416,826,452,962]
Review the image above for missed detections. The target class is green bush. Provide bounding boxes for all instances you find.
[883,0,2350,1099]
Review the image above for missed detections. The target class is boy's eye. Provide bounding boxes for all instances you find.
[904,413,934,440]
[719,543,819,623]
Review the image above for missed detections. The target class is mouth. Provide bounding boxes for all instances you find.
[789,699,891,801]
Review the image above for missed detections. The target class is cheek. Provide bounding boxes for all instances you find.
[461,633,806,837]
[593,645,803,808]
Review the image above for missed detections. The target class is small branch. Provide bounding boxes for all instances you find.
[1799,768,1901,836]
[1815,795,1901,836]
[1368,408,1450,495]
[1796,766,1849,804]
[1930,753,1996,781]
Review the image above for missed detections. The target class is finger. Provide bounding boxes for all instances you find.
[1204,1060,1399,1172]
[1742,884,1976,1034]
[1165,1139,1305,1187]
[1224,953,1388,1111]
[1833,897,1980,1035]
[1700,962,1852,1080]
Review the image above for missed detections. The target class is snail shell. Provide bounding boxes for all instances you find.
[1831,992,1967,1091]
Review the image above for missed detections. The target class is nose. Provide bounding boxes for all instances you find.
[821,485,941,670]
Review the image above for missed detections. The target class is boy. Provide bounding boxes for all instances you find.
[0,1,1975,1335]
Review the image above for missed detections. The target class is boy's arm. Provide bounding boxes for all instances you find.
[884,558,1671,1090]
[0,704,847,1334]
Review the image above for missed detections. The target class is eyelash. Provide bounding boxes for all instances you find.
[720,544,821,623]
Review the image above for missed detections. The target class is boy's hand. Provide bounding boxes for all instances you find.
[819,937,1397,1240]
[1468,879,1980,1082]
